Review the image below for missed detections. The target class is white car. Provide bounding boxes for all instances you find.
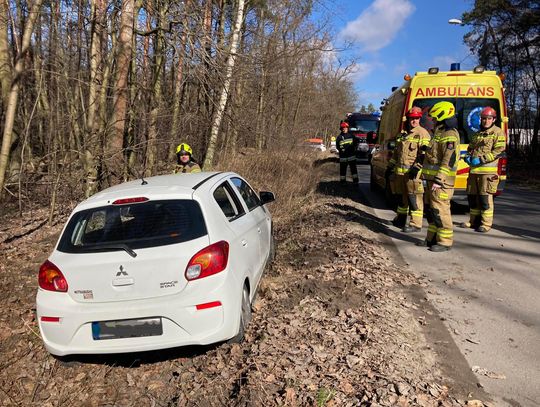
[36,172,275,356]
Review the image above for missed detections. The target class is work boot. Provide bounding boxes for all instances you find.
[402,226,421,233]
[459,221,471,228]
[476,226,490,233]
[429,244,451,252]
[415,239,431,247]
[392,217,406,228]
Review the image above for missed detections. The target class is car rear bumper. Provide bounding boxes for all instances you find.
[36,276,240,356]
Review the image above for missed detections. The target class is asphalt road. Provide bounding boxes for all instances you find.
[355,163,540,407]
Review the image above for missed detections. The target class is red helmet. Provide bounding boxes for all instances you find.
[481,107,497,118]
[407,106,423,118]
[340,122,349,129]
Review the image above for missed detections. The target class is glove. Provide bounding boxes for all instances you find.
[385,166,394,179]
[463,155,471,165]
[471,157,481,166]
[408,166,420,179]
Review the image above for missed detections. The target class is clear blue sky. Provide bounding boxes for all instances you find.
[318,0,476,109]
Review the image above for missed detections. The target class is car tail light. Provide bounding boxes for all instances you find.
[498,156,507,176]
[185,241,229,281]
[41,316,61,322]
[112,197,149,205]
[39,260,68,292]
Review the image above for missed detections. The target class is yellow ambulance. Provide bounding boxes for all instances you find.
[370,65,508,205]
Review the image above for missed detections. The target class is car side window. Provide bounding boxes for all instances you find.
[231,177,261,211]
[213,182,245,220]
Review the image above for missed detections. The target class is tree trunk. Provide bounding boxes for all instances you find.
[145,2,165,176]
[0,1,11,105]
[0,0,43,196]
[203,0,246,169]
[107,0,134,185]
[83,0,107,197]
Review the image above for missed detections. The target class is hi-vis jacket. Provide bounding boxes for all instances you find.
[174,161,201,174]
[421,124,460,187]
[389,126,431,174]
[467,125,506,175]
[336,132,359,159]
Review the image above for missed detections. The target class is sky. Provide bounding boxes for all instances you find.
[319,0,476,109]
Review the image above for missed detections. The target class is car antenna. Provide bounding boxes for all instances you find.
[134,162,148,185]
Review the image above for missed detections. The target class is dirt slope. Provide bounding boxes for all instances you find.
[0,179,486,406]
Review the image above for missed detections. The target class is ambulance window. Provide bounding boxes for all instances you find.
[411,98,501,144]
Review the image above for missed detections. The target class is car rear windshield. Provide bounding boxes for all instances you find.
[411,98,501,144]
[57,200,207,253]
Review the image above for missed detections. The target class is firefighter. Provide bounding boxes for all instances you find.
[461,107,506,232]
[336,122,359,183]
[173,143,202,174]
[386,107,431,231]
[415,101,460,252]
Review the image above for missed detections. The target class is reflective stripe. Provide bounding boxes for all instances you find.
[439,192,449,199]
[470,209,481,215]
[428,225,438,233]
[396,167,411,174]
[438,231,453,238]
[494,142,506,148]
[347,156,357,162]
[470,166,498,174]
[397,206,409,214]
[481,209,494,216]
[410,210,423,217]
[339,158,347,163]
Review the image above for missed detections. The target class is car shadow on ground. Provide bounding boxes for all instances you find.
[54,342,223,367]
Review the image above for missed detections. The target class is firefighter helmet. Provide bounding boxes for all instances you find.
[175,143,193,156]
[340,122,349,129]
[429,101,455,122]
[481,107,497,118]
[407,106,423,119]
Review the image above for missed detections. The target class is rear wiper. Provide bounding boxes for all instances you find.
[85,243,137,258]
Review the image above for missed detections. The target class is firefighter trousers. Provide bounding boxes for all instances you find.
[424,181,454,247]
[396,174,424,229]
[339,157,358,182]
[466,174,499,231]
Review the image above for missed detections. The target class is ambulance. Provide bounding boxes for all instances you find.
[370,65,508,205]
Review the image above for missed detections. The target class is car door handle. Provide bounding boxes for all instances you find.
[257,227,261,234]
[241,239,247,247]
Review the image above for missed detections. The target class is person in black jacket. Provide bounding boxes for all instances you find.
[336,122,359,183]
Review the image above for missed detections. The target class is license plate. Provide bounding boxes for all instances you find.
[92,317,162,340]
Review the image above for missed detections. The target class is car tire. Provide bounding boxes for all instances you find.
[228,284,251,344]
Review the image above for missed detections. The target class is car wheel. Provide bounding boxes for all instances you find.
[228,284,251,344]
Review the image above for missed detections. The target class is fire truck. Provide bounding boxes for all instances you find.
[345,112,381,162]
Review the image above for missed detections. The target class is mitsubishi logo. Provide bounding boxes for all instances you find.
[116,265,128,276]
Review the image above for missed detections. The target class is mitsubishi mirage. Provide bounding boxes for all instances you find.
[36,172,275,356]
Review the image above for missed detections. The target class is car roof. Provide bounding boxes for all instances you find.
[76,172,234,210]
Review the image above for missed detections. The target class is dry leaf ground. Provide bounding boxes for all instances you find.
[0,159,489,406]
